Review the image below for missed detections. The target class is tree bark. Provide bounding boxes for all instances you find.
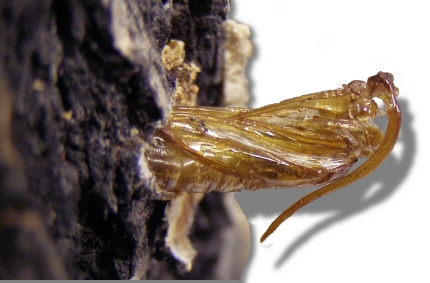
[0,0,248,279]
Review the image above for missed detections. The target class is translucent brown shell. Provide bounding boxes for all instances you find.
[143,72,401,243]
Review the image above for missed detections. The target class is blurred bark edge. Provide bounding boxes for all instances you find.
[0,0,250,279]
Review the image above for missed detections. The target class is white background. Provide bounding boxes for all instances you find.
[230,0,429,282]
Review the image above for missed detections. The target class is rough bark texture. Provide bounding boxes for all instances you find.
[0,0,245,279]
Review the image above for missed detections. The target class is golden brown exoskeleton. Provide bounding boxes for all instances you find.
[143,72,401,242]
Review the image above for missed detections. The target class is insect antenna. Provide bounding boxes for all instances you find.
[260,72,402,243]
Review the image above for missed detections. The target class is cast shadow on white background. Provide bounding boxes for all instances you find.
[236,97,414,280]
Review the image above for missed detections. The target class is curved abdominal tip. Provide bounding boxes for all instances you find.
[260,72,401,244]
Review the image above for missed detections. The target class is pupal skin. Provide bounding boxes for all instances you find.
[140,72,401,243]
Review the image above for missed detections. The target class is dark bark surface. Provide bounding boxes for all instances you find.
[0,0,243,279]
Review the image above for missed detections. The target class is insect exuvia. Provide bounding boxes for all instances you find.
[143,72,401,243]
